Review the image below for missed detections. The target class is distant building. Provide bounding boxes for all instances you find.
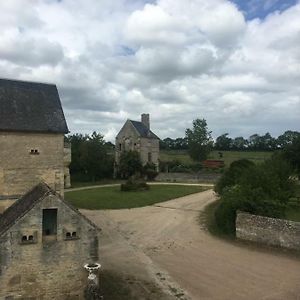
[0,182,100,299]
[0,78,70,212]
[115,114,160,174]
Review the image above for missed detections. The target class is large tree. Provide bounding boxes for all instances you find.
[215,133,232,150]
[185,118,213,161]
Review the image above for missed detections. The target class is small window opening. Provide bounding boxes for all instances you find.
[119,143,122,151]
[30,149,39,155]
[148,152,152,162]
[42,209,57,236]
[22,235,27,242]
[28,235,34,241]
[72,232,77,237]
[66,232,71,238]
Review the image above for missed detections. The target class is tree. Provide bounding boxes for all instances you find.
[66,132,113,182]
[214,133,232,150]
[118,150,142,178]
[185,119,213,161]
[232,136,248,150]
[281,136,300,178]
[214,156,295,234]
[277,130,300,148]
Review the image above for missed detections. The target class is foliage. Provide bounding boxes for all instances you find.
[214,157,295,234]
[65,185,209,209]
[142,162,159,180]
[160,137,188,150]
[214,159,254,195]
[185,118,213,162]
[66,132,113,182]
[118,150,142,179]
[281,136,300,178]
[214,133,232,151]
[120,177,149,192]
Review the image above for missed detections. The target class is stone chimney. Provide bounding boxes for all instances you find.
[141,113,150,129]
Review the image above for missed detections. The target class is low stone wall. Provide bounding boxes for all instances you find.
[236,211,300,250]
[156,172,221,183]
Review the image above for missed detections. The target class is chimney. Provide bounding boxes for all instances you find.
[141,113,150,129]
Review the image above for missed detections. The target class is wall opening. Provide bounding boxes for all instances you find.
[42,209,57,236]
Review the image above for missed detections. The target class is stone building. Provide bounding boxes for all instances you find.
[0,182,100,299]
[0,78,70,212]
[115,114,160,173]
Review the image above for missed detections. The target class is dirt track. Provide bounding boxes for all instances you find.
[82,189,300,300]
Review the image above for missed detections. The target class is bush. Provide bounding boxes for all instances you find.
[120,177,150,192]
[214,159,254,195]
[142,162,159,181]
[214,157,295,235]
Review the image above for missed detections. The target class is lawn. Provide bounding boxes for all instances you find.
[65,184,209,209]
[160,150,273,167]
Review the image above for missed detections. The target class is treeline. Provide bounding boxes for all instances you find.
[65,132,114,182]
[160,130,300,151]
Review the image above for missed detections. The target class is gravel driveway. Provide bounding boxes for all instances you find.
[82,189,300,300]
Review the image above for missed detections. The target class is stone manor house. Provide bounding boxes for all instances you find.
[0,78,100,299]
[115,113,160,173]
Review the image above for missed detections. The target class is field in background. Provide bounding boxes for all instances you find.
[160,150,273,167]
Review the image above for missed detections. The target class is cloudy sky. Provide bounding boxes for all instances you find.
[0,0,299,141]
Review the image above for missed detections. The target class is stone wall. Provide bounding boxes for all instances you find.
[156,172,221,183]
[236,211,300,250]
[0,194,99,299]
[0,132,65,202]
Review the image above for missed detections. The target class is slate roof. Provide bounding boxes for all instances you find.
[130,120,159,139]
[0,182,100,236]
[0,78,68,133]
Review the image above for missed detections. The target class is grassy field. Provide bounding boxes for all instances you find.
[65,184,209,209]
[160,150,273,167]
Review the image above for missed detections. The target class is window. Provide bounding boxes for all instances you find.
[119,143,122,151]
[148,152,152,162]
[42,209,57,236]
[30,149,39,155]
[65,230,79,240]
[20,232,37,244]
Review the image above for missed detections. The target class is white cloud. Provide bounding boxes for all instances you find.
[0,0,299,140]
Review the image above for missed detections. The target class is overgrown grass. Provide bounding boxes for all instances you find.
[160,150,273,167]
[65,184,209,209]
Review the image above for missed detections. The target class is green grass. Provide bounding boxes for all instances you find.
[160,150,273,167]
[65,184,210,209]
[69,179,123,188]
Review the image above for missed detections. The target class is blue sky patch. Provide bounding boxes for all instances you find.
[230,0,298,19]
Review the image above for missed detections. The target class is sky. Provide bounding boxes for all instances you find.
[0,0,299,141]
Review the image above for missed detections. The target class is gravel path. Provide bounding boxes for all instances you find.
[82,189,300,300]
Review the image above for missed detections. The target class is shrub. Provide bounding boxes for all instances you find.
[214,159,254,195]
[214,157,295,235]
[142,162,159,181]
[120,177,149,192]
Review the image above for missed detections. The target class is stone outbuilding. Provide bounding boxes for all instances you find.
[115,114,160,173]
[0,182,100,299]
[0,78,70,212]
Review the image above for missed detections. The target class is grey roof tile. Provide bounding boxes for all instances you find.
[0,78,68,133]
[130,120,159,139]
